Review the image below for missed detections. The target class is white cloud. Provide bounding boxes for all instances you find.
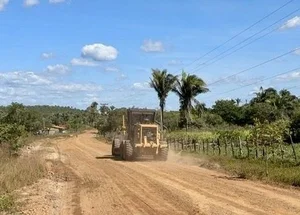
[280,16,300,30]
[168,59,182,66]
[117,74,127,81]
[24,0,39,7]
[41,52,54,59]
[46,64,70,74]
[105,67,119,72]
[49,0,65,3]
[52,83,102,92]
[0,0,9,11]
[0,71,51,86]
[132,82,150,90]
[141,39,164,52]
[81,43,118,61]
[0,87,37,97]
[71,58,99,67]
[294,48,300,55]
[276,71,300,81]
[0,70,104,108]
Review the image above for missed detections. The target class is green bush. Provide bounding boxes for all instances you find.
[0,194,15,212]
[0,124,27,153]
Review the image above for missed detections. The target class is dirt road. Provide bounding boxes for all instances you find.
[28,130,300,215]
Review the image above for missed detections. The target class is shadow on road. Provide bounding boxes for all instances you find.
[95,155,121,161]
[213,175,246,181]
[95,155,161,162]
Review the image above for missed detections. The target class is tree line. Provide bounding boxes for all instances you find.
[0,102,108,153]
[149,69,300,142]
[1,69,299,154]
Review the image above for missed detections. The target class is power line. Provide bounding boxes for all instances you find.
[190,7,300,73]
[285,85,300,90]
[205,66,300,99]
[205,47,299,87]
[174,0,295,75]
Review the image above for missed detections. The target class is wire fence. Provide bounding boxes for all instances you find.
[167,136,299,163]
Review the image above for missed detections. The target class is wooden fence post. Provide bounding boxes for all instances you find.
[212,139,215,155]
[265,145,269,177]
[217,138,221,156]
[224,138,228,156]
[206,139,209,155]
[193,139,197,152]
[255,142,258,159]
[289,134,298,163]
[246,139,250,158]
[230,139,235,158]
[238,136,243,158]
[280,144,284,161]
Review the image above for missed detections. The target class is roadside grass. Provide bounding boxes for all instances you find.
[181,152,300,187]
[0,194,14,212]
[0,149,46,212]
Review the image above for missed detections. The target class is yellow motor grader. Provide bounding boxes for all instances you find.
[111,109,168,161]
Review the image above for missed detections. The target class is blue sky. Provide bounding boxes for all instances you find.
[0,0,299,110]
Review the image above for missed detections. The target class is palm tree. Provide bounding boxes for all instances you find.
[172,71,209,131]
[150,69,177,137]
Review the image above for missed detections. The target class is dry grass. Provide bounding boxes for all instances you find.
[0,149,46,212]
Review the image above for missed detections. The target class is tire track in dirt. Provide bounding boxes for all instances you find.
[55,131,300,215]
[61,136,199,215]
[58,140,134,215]
[113,162,266,215]
[132,162,300,213]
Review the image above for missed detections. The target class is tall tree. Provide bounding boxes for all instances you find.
[86,101,99,127]
[150,69,177,136]
[212,99,244,125]
[172,71,209,131]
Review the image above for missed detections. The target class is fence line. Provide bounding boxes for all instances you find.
[167,136,298,163]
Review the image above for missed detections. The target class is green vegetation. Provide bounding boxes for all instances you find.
[149,69,300,186]
[91,70,300,188]
[168,121,300,186]
[0,102,95,212]
[0,67,298,213]
[182,152,300,187]
[0,194,15,212]
[172,71,209,131]
[0,103,90,154]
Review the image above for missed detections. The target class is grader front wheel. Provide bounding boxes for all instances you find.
[111,139,121,156]
[158,148,168,161]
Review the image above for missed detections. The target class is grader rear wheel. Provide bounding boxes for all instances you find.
[124,140,134,161]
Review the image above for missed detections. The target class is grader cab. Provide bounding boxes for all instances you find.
[111,108,168,161]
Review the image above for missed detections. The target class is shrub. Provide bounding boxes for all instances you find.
[0,194,15,212]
